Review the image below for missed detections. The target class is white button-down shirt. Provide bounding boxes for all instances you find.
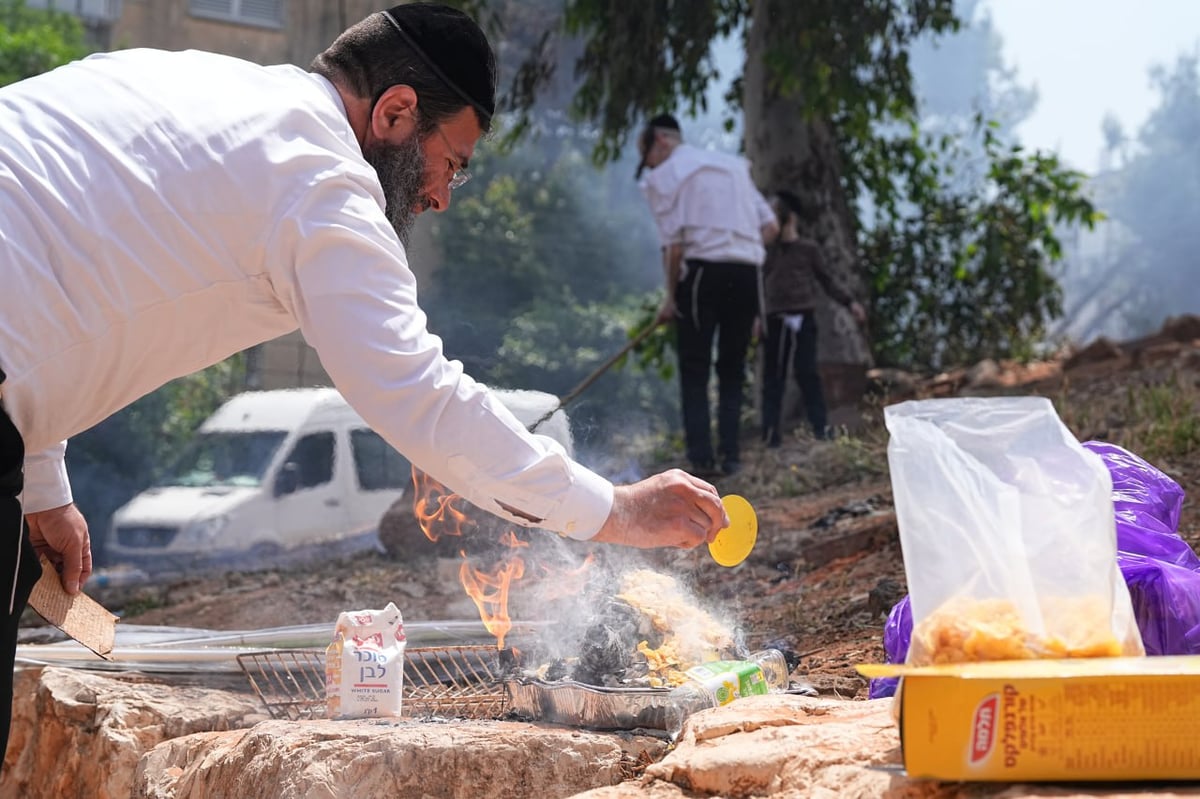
[639,143,775,266]
[0,48,611,539]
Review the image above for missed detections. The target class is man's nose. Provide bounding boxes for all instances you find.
[423,183,451,213]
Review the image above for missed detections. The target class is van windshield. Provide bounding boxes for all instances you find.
[158,431,287,488]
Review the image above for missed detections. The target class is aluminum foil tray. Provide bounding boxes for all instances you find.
[507,679,674,732]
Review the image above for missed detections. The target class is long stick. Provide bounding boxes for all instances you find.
[528,323,660,432]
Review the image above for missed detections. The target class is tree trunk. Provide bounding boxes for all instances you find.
[743,0,874,395]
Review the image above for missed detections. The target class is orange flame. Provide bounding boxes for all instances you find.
[459,554,526,649]
[498,529,530,548]
[410,466,596,650]
[411,467,473,542]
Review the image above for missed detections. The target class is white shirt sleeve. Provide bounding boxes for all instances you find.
[265,176,613,541]
[21,441,72,513]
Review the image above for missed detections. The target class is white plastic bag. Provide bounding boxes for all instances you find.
[885,397,1143,663]
[325,602,407,719]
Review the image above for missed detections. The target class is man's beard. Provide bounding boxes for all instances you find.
[363,131,428,247]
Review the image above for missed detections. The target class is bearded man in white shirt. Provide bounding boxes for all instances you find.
[637,115,779,477]
[0,4,730,761]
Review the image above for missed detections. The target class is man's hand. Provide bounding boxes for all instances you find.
[591,469,729,549]
[656,297,677,325]
[26,503,92,594]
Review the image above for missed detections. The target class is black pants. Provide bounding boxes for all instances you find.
[761,310,828,444]
[674,260,759,468]
[0,373,40,765]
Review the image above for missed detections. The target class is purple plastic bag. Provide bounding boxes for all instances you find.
[870,440,1200,699]
[1083,441,1200,570]
[868,595,911,699]
[1083,441,1185,531]
[1120,553,1200,656]
[1114,515,1200,570]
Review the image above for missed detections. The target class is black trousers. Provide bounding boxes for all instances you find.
[761,310,828,444]
[674,260,759,467]
[0,372,41,765]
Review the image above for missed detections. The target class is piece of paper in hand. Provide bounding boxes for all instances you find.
[27,557,118,659]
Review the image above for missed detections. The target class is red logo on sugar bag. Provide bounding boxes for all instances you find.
[354,614,373,625]
[352,632,384,649]
[969,694,999,763]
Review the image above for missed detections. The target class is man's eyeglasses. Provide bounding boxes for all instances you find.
[432,124,471,191]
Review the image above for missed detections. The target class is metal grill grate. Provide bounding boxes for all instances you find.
[236,645,509,721]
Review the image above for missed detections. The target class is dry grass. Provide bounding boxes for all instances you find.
[1054,370,1200,466]
[720,407,891,501]
[1051,367,1200,554]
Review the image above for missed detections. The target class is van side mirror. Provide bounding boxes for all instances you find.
[275,462,299,497]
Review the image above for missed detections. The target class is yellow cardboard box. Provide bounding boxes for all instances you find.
[857,657,1200,781]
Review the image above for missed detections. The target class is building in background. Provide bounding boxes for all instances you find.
[32,0,441,389]
[110,0,380,67]
[29,0,380,72]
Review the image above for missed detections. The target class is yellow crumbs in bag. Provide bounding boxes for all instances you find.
[910,596,1128,665]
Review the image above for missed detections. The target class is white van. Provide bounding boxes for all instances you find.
[105,387,570,573]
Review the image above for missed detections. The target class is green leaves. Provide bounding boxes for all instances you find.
[557,0,958,164]
[0,0,88,88]
[447,0,1099,377]
[422,130,679,440]
[628,296,677,381]
[864,120,1099,370]
[564,0,743,161]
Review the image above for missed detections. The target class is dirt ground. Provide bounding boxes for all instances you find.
[75,324,1200,700]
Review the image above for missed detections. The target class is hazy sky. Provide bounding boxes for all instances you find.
[985,0,1200,173]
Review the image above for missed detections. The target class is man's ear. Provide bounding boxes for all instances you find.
[370,84,419,140]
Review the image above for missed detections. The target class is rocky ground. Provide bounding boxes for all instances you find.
[66,315,1200,705]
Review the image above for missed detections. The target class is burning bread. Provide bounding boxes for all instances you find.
[618,569,734,687]
[560,569,736,688]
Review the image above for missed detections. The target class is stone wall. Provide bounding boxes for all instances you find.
[4,667,264,799]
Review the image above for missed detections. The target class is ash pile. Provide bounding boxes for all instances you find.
[521,568,740,689]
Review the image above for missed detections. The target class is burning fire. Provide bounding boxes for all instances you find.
[410,467,592,650]
[458,556,525,649]
[409,472,734,688]
[411,469,472,541]
[618,569,734,686]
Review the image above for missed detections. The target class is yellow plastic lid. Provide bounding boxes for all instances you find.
[708,494,758,567]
